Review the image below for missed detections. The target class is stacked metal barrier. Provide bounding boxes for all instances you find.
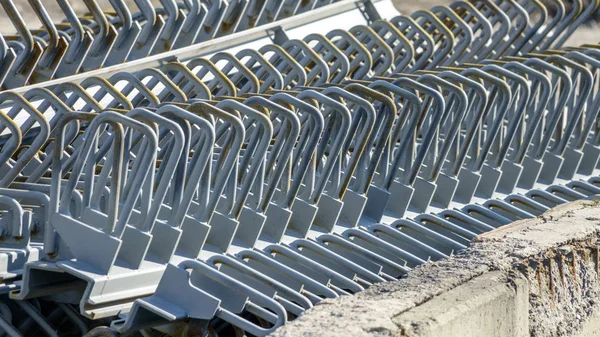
[0,0,339,88]
[0,0,597,336]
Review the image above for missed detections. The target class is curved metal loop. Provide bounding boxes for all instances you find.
[526,0,564,53]
[295,90,350,204]
[258,44,307,89]
[456,66,511,172]
[523,58,572,160]
[235,49,284,92]
[173,0,205,49]
[187,101,244,222]
[53,0,94,77]
[389,16,434,71]
[415,74,468,183]
[0,92,50,188]
[315,86,375,205]
[476,64,530,169]
[541,0,582,50]
[243,96,299,213]
[490,0,530,57]
[181,259,287,336]
[152,0,186,54]
[79,0,118,71]
[237,248,339,299]
[563,51,600,150]
[264,243,364,293]
[469,0,511,60]
[108,71,160,107]
[126,0,164,60]
[218,98,273,218]
[501,60,552,164]
[506,0,546,56]
[367,80,422,190]
[303,33,350,84]
[0,108,21,174]
[208,254,312,316]
[348,25,395,76]
[0,0,44,88]
[59,110,157,237]
[543,54,592,156]
[124,107,185,232]
[552,0,600,49]
[20,88,80,184]
[391,76,445,186]
[186,57,237,97]
[269,92,323,208]
[80,76,133,110]
[160,105,215,229]
[281,39,330,86]
[430,5,473,65]
[135,68,188,103]
[0,188,50,243]
[342,83,396,193]
[105,0,142,65]
[436,70,489,176]
[51,81,102,112]
[448,1,493,63]
[27,0,68,83]
[370,20,414,73]
[195,0,228,42]
[410,10,456,69]
[160,62,212,100]
[210,52,261,95]
[325,29,373,80]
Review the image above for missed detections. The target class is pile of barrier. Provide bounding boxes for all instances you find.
[0,0,597,336]
[0,0,339,88]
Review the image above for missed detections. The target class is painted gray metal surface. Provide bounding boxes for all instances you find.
[0,0,596,336]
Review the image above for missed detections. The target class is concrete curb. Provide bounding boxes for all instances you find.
[394,271,528,337]
[270,198,600,337]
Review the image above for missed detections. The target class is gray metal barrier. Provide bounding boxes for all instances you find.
[0,0,595,336]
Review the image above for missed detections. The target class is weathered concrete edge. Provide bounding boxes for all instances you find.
[393,270,529,337]
[270,198,600,337]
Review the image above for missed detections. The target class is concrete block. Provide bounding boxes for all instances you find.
[393,271,529,337]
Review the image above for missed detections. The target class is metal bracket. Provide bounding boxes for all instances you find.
[357,0,382,24]
[267,26,290,46]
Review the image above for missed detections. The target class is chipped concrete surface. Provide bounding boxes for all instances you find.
[270,198,600,337]
[393,271,529,337]
[524,244,600,337]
